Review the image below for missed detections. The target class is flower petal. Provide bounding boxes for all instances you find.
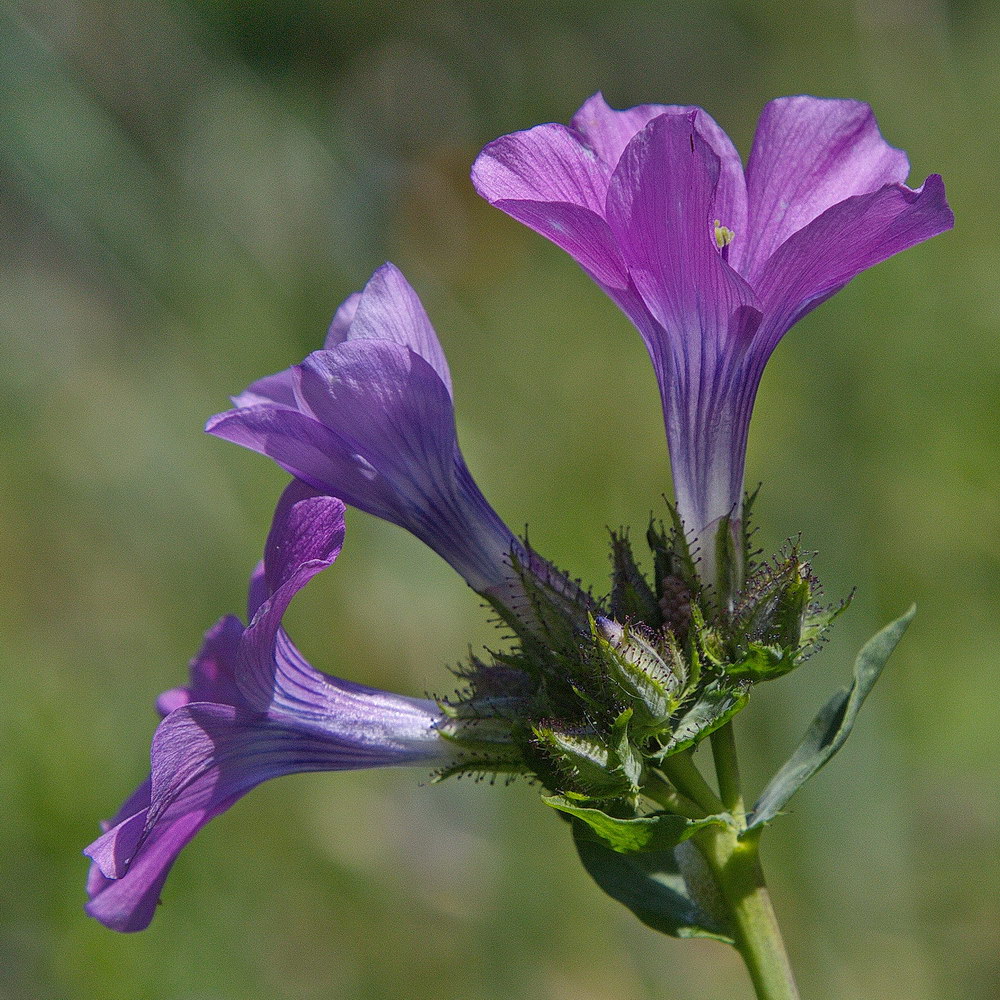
[206,404,394,516]
[570,92,675,167]
[472,122,610,211]
[472,124,628,288]
[572,94,747,255]
[155,615,244,716]
[752,173,954,350]
[742,96,911,278]
[293,341,517,590]
[85,695,449,932]
[324,291,361,348]
[232,369,299,410]
[260,491,346,602]
[235,492,346,709]
[323,264,452,395]
[606,112,758,343]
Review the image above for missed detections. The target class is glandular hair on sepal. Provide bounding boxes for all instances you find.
[592,615,683,733]
[533,724,638,799]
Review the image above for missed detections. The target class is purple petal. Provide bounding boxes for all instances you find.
[472,122,611,211]
[606,112,758,345]
[572,94,747,255]
[570,92,676,168]
[741,96,911,279]
[260,492,346,603]
[293,341,517,590]
[322,264,452,395]
[86,800,207,933]
[297,343,456,492]
[155,615,244,715]
[753,174,953,350]
[324,291,362,348]
[472,124,628,288]
[85,695,449,932]
[236,493,346,710]
[491,199,628,288]
[206,405,397,519]
[232,369,299,410]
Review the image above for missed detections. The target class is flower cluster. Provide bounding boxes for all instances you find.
[85,94,951,932]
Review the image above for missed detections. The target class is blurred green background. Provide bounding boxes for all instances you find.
[1,1,996,997]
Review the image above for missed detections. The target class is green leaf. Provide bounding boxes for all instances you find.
[571,820,734,942]
[747,606,915,829]
[544,795,729,853]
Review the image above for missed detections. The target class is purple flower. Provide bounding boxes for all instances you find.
[207,263,521,596]
[473,94,953,564]
[84,484,455,932]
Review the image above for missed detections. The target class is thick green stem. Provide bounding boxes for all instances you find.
[657,751,725,816]
[701,720,798,999]
[696,826,800,1000]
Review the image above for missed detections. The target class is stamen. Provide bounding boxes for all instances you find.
[714,219,735,251]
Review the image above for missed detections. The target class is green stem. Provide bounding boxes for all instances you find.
[711,721,746,823]
[701,721,798,999]
[657,751,725,816]
[695,826,800,1000]
[642,772,706,820]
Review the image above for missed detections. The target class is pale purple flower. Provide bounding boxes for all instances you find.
[473,94,953,561]
[84,484,455,932]
[207,263,523,596]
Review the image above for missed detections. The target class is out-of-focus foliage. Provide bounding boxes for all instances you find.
[1,1,996,997]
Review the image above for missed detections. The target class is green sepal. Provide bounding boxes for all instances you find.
[726,642,797,682]
[591,616,681,734]
[747,605,915,829]
[544,796,730,853]
[534,725,636,799]
[431,759,532,783]
[652,682,749,759]
[487,550,586,657]
[800,588,854,650]
[712,514,743,613]
[611,709,644,788]
[571,819,734,942]
[648,506,699,596]
[609,530,662,626]
[741,483,761,569]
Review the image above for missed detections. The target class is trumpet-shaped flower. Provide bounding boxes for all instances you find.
[472,94,953,562]
[85,485,456,932]
[207,263,521,595]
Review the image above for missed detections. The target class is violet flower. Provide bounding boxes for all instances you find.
[207,263,521,596]
[85,484,456,932]
[473,94,953,569]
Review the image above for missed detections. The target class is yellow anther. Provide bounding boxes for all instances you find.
[714,219,735,250]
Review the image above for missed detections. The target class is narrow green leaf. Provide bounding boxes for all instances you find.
[747,606,915,829]
[544,795,729,853]
[571,820,734,942]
